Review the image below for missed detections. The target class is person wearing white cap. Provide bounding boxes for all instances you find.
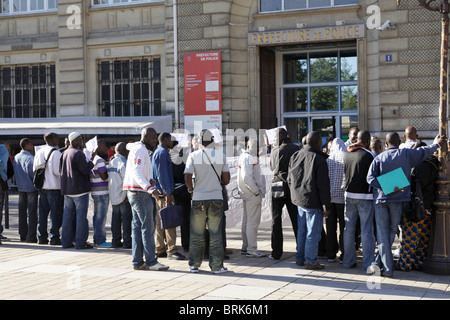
[60,132,96,249]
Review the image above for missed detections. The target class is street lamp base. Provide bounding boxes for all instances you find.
[423,259,450,275]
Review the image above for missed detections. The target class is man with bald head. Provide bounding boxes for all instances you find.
[123,127,169,271]
[400,126,422,149]
[108,142,131,248]
[367,131,446,277]
[288,131,331,270]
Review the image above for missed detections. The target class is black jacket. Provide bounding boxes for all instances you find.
[287,145,331,210]
[412,155,439,210]
[343,144,374,196]
[60,146,94,196]
[270,138,300,183]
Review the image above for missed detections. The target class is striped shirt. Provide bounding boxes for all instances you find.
[90,155,109,196]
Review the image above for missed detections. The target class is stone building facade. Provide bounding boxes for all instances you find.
[0,0,445,145]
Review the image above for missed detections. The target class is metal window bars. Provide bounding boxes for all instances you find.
[98,58,161,117]
[0,64,56,118]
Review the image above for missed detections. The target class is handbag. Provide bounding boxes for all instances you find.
[271,180,285,198]
[33,148,56,190]
[403,175,426,223]
[159,205,183,229]
[271,172,287,199]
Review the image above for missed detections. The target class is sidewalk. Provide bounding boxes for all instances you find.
[0,192,449,302]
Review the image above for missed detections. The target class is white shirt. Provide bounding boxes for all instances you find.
[184,148,229,201]
[33,145,62,190]
[123,142,153,192]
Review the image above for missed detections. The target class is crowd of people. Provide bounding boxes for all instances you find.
[0,124,445,277]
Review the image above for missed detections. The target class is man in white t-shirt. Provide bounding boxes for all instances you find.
[33,132,63,245]
[184,129,230,274]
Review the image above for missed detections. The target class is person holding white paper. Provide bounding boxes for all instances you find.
[366,131,446,278]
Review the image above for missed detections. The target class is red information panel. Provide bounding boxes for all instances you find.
[184,51,222,116]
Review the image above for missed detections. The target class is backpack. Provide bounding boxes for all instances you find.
[33,148,56,189]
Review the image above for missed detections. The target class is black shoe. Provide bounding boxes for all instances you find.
[26,238,38,243]
[38,239,48,245]
[76,244,93,250]
[168,252,186,260]
[112,242,123,248]
[157,252,167,258]
[62,244,75,249]
[50,238,61,245]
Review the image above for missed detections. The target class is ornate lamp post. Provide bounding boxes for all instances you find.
[397,0,450,274]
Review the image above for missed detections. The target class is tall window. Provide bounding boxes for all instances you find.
[99,58,161,117]
[92,0,162,6]
[260,0,357,13]
[0,64,56,118]
[0,0,57,15]
[281,46,358,143]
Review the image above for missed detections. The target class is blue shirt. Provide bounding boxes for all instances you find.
[366,144,438,204]
[151,145,174,195]
[14,150,36,192]
[0,144,8,182]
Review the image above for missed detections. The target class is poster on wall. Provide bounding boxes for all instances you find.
[183,51,222,134]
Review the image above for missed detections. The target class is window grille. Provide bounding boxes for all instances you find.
[98,58,161,117]
[0,64,56,118]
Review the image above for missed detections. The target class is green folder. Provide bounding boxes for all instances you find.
[376,167,410,195]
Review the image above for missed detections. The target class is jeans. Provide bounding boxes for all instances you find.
[38,189,63,243]
[18,191,38,241]
[326,202,345,260]
[343,198,375,270]
[61,194,89,248]
[296,207,323,265]
[111,199,132,248]
[271,194,298,259]
[91,194,109,245]
[173,187,191,251]
[372,201,404,276]
[127,191,157,268]
[189,199,224,271]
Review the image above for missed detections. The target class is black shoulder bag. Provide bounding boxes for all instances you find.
[33,148,56,190]
[202,150,229,209]
[403,173,426,223]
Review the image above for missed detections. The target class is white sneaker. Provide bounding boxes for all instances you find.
[149,262,169,271]
[189,266,199,273]
[393,248,400,259]
[211,266,228,274]
[366,265,379,275]
[246,251,267,258]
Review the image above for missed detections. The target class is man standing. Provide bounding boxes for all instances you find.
[151,132,186,260]
[108,142,132,249]
[367,131,446,277]
[345,127,360,148]
[269,128,300,260]
[123,127,169,271]
[237,139,266,257]
[14,138,38,243]
[288,131,331,270]
[184,129,230,274]
[89,139,111,248]
[60,132,95,249]
[400,126,421,149]
[342,130,376,272]
[33,132,63,245]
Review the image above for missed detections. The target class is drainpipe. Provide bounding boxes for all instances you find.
[173,0,179,129]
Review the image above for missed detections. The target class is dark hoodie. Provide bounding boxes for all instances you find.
[287,145,331,211]
[343,142,374,199]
